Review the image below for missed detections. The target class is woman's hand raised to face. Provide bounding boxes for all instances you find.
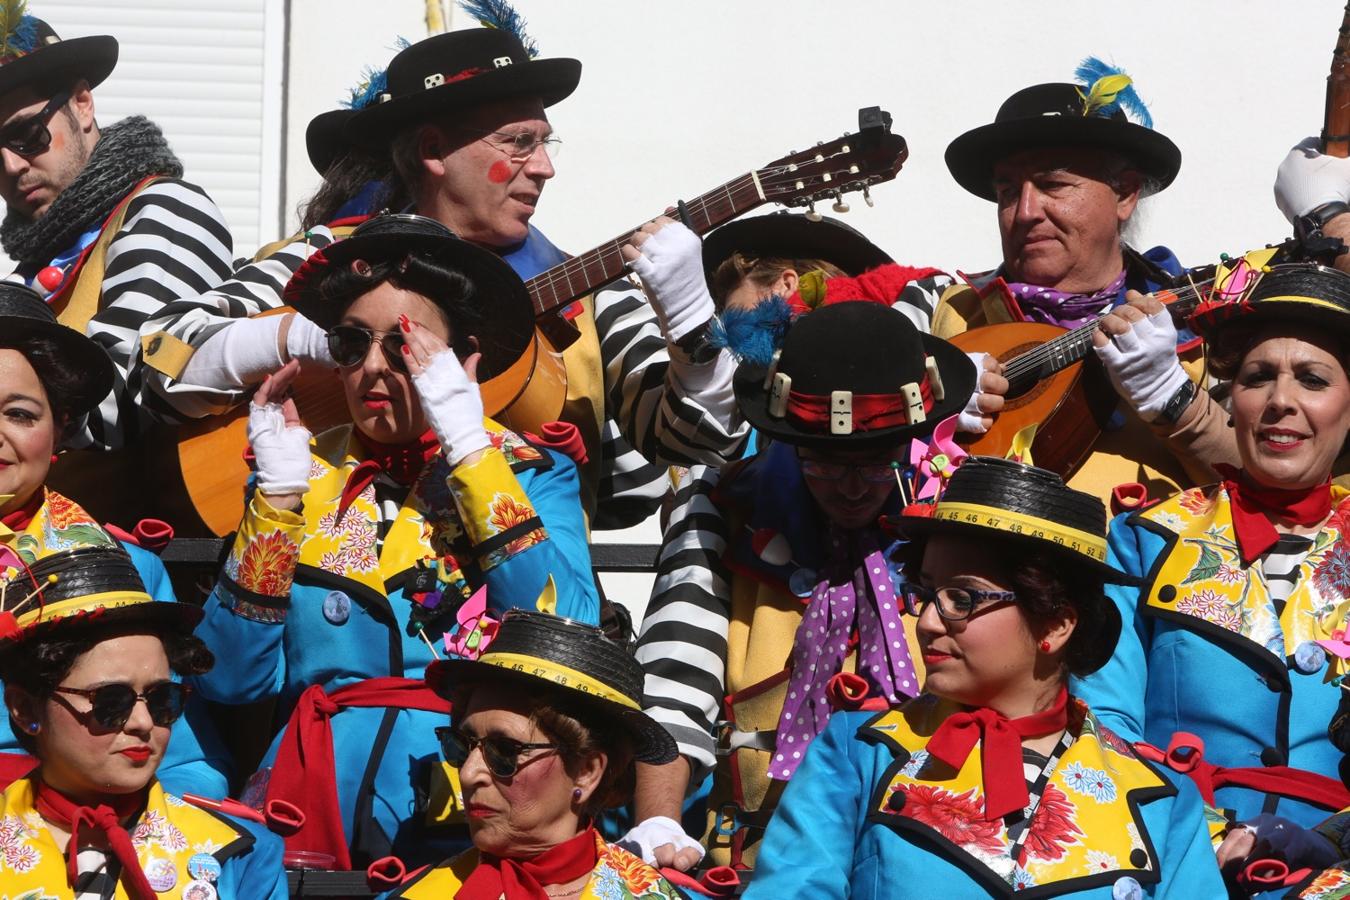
[400,314,492,467]
[247,358,313,510]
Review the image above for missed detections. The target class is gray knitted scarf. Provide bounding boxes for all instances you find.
[1,115,184,265]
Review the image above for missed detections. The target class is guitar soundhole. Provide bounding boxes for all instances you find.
[999,341,1053,407]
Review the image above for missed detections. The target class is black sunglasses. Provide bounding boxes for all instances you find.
[51,681,190,730]
[0,91,72,157]
[327,324,407,373]
[435,726,558,778]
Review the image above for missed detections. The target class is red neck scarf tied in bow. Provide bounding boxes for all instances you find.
[0,489,43,533]
[459,827,600,900]
[1215,464,1333,566]
[925,686,1070,821]
[337,428,441,522]
[33,778,154,900]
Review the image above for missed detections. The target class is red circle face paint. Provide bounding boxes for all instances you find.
[487,160,513,184]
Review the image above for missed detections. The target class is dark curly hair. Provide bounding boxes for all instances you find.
[1206,318,1350,381]
[451,680,639,820]
[894,539,1111,678]
[297,149,409,231]
[0,333,87,429]
[1,622,213,753]
[314,251,483,359]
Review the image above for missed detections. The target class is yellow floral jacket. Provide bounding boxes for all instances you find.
[0,776,285,899]
[387,832,683,899]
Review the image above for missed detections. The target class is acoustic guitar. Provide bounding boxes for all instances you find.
[163,106,911,536]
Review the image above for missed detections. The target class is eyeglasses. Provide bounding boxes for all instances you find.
[435,726,559,778]
[798,458,898,485]
[51,681,190,730]
[327,325,407,373]
[903,584,1018,622]
[464,127,562,162]
[0,91,72,157]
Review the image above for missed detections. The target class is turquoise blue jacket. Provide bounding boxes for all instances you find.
[1074,486,1350,828]
[192,424,598,867]
[746,700,1224,899]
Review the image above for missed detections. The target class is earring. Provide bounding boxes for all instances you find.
[25,722,38,734]
[1226,416,1234,428]
[572,788,583,802]
[1039,640,1052,652]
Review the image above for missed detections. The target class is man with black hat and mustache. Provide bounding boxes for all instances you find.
[0,6,233,452]
[141,15,746,527]
[944,60,1237,502]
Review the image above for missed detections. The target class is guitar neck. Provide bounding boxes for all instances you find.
[524,172,767,317]
[1003,322,1100,389]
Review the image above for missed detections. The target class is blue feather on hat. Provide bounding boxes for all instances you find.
[458,0,540,58]
[343,37,411,110]
[1074,56,1153,130]
[0,0,37,61]
[709,295,794,367]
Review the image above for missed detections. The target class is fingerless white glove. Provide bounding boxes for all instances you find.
[1093,307,1188,423]
[411,349,491,466]
[956,351,990,435]
[285,313,335,368]
[617,816,706,866]
[247,401,312,495]
[627,223,715,343]
[1275,136,1350,223]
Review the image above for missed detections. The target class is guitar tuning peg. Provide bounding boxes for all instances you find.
[832,192,849,214]
[862,186,874,208]
[805,202,822,223]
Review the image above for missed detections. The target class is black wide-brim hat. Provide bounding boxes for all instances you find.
[306,109,358,175]
[945,83,1181,202]
[883,456,1132,673]
[0,283,112,417]
[0,546,201,655]
[1188,263,1350,340]
[345,29,579,148]
[0,18,117,99]
[702,213,894,284]
[284,213,536,384]
[735,300,976,450]
[425,610,677,766]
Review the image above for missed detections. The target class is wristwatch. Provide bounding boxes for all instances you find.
[1294,200,1350,260]
[1158,378,1198,426]
[673,320,720,365]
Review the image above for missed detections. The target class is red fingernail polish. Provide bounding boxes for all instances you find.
[401,345,410,354]
[399,315,411,332]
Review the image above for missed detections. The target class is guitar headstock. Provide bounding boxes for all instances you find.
[756,107,908,214]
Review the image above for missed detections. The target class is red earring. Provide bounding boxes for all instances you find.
[1039,640,1052,652]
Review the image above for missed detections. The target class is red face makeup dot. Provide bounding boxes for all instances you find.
[487,160,513,184]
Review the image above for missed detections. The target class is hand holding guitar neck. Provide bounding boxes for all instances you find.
[247,358,312,508]
[1092,290,1189,423]
[621,216,715,344]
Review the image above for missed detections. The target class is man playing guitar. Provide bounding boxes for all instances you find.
[944,62,1237,502]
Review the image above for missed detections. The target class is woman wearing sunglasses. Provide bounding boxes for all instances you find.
[382,610,682,899]
[744,457,1224,899]
[0,545,286,899]
[0,283,230,798]
[192,213,597,871]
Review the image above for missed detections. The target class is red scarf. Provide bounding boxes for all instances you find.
[337,429,441,522]
[1215,465,1333,566]
[263,678,451,870]
[926,687,1070,821]
[459,827,600,900]
[0,489,44,532]
[33,778,154,900]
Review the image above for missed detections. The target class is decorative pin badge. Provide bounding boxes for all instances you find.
[322,590,351,625]
[182,879,217,900]
[144,857,177,892]
[187,853,222,884]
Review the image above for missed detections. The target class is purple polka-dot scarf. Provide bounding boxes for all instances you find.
[1004,270,1126,330]
[770,529,917,781]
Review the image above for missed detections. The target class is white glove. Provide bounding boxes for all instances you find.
[410,349,491,466]
[616,816,706,866]
[1274,136,1350,223]
[180,316,284,391]
[627,222,716,343]
[1093,307,1188,423]
[247,400,312,495]
[285,313,335,368]
[956,351,991,435]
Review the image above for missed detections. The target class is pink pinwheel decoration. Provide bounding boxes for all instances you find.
[443,586,500,660]
[1318,628,1350,661]
[908,415,966,500]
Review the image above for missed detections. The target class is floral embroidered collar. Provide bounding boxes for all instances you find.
[1134,483,1350,677]
[0,488,118,576]
[862,694,1175,897]
[390,832,682,899]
